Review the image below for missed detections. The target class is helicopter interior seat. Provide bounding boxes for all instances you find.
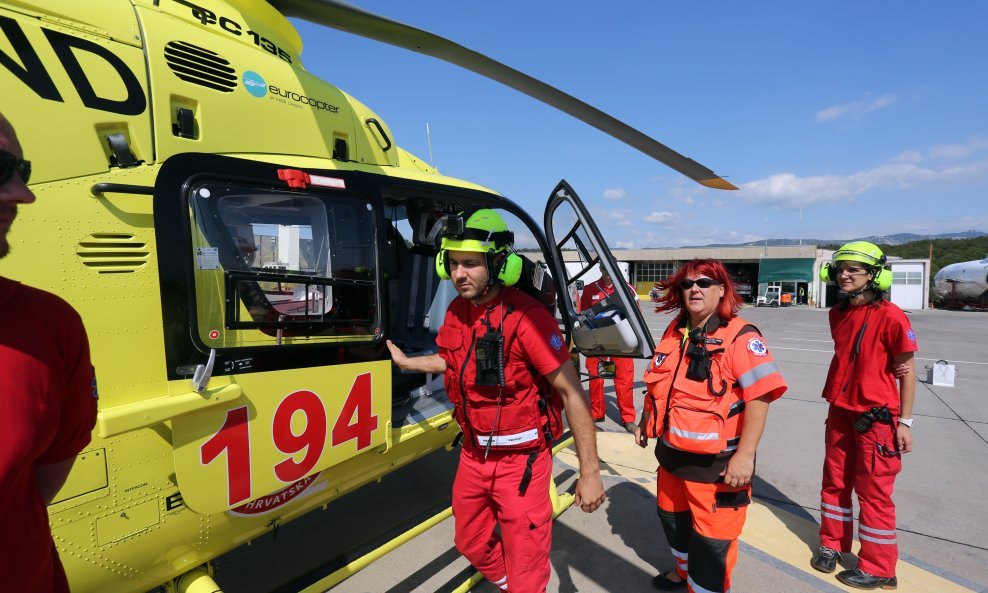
[386,223,457,425]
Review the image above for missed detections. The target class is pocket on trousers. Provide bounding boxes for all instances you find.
[714,489,751,510]
[869,443,902,477]
[526,501,553,531]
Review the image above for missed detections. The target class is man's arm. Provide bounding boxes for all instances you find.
[386,340,445,374]
[36,458,77,506]
[546,361,605,513]
[722,394,772,488]
[894,351,915,453]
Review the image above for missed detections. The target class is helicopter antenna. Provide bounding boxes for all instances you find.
[270,0,737,190]
[426,122,434,167]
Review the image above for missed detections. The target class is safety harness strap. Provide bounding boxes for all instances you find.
[518,451,540,495]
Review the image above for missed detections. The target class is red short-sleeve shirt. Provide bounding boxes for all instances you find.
[0,278,97,593]
[822,299,917,414]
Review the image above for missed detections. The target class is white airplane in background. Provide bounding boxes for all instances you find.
[932,254,988,308]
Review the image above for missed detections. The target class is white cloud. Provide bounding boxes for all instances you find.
[929,143,973,160]
[892,150,922,163]
[602,187,626,200]
[928,137,988,161]
[602,209,632,227]
[615,241,635,249]
[644,211,678,224]
[815,93,896,122]
[740,159,988,207]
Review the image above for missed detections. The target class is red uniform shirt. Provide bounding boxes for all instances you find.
[822,300,917,415]
[438,287,569,452]
[578,278,638,312]
[0,278,97,593]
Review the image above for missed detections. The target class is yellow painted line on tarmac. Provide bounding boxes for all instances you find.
[557,431,976,593]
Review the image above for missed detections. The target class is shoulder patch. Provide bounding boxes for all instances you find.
[906,328,916,342]
[549,334,563,351]
[747,337,768,357]
[647,352,668,373]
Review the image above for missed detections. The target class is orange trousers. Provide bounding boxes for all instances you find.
[656,466,751,593]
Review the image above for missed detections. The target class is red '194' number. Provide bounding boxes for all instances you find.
[200,373,377,507]
[332,373,377,450]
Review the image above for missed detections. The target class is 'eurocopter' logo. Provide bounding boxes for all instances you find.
[243,71,267,97]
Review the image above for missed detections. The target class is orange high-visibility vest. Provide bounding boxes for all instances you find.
[642,316,782,455]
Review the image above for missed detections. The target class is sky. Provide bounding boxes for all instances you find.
[290,1,988,249]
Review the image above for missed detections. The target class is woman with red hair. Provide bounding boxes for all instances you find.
[635,259,787,592]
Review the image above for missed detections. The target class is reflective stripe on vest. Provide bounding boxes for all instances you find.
[668,425,720,442]
[737,361,781,389]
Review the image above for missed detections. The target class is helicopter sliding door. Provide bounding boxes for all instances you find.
[155,154,389,515]
[544,180,655,358]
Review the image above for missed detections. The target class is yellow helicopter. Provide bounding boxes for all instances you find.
[1,1,736,591]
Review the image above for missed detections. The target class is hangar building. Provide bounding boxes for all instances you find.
[561,245,931,310]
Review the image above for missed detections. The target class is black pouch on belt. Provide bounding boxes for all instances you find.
[714,490,751,510]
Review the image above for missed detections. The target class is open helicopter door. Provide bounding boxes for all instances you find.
[544,180,655,358]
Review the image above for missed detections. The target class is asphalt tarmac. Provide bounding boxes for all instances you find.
[215,304,988,593]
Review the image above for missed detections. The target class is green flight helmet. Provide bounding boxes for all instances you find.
[435,208,522,286]
[820,240,892,291]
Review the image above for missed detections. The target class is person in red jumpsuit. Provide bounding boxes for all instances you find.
[634,259,787,592]
[579,266,640,431]
[810,241,916,590]
[0,112,98,593]
[387,209,605,593]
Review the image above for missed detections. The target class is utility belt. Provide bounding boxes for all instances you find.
[853,404,894,432]
[854,404,900,455]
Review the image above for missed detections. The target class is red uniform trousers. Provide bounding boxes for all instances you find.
[585,356,636,423]
[656,467,750,593]
[452,446,554,593]
[820,406,901,577]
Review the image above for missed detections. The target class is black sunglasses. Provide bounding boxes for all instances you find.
[679,278,722,290]
[0,149,31,185]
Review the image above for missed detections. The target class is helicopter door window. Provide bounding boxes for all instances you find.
[189,184,379,346]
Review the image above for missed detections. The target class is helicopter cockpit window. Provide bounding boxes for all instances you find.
[190,184,379,346]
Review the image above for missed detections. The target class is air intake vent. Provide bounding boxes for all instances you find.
[77,233,150,274]
[164,41,237,92]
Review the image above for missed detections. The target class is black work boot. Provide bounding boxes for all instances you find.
[651,572,686,591]
[810,546,840,573]
[836,567,898,590]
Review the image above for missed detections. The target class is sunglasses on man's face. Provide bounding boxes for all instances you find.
[0,149,31,185]
[679,278,722,290]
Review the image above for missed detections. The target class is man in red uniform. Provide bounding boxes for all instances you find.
[0,112,98,592]
[811,241,916,590]
[579,266,640,431]
[388,209,605,593]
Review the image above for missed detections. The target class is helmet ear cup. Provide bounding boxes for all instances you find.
[820,262,835,283]
[499,253,523,286]
[872,266,892,292]
[435,250,451,279]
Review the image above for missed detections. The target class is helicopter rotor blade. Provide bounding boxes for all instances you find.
[269,0,737,190]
